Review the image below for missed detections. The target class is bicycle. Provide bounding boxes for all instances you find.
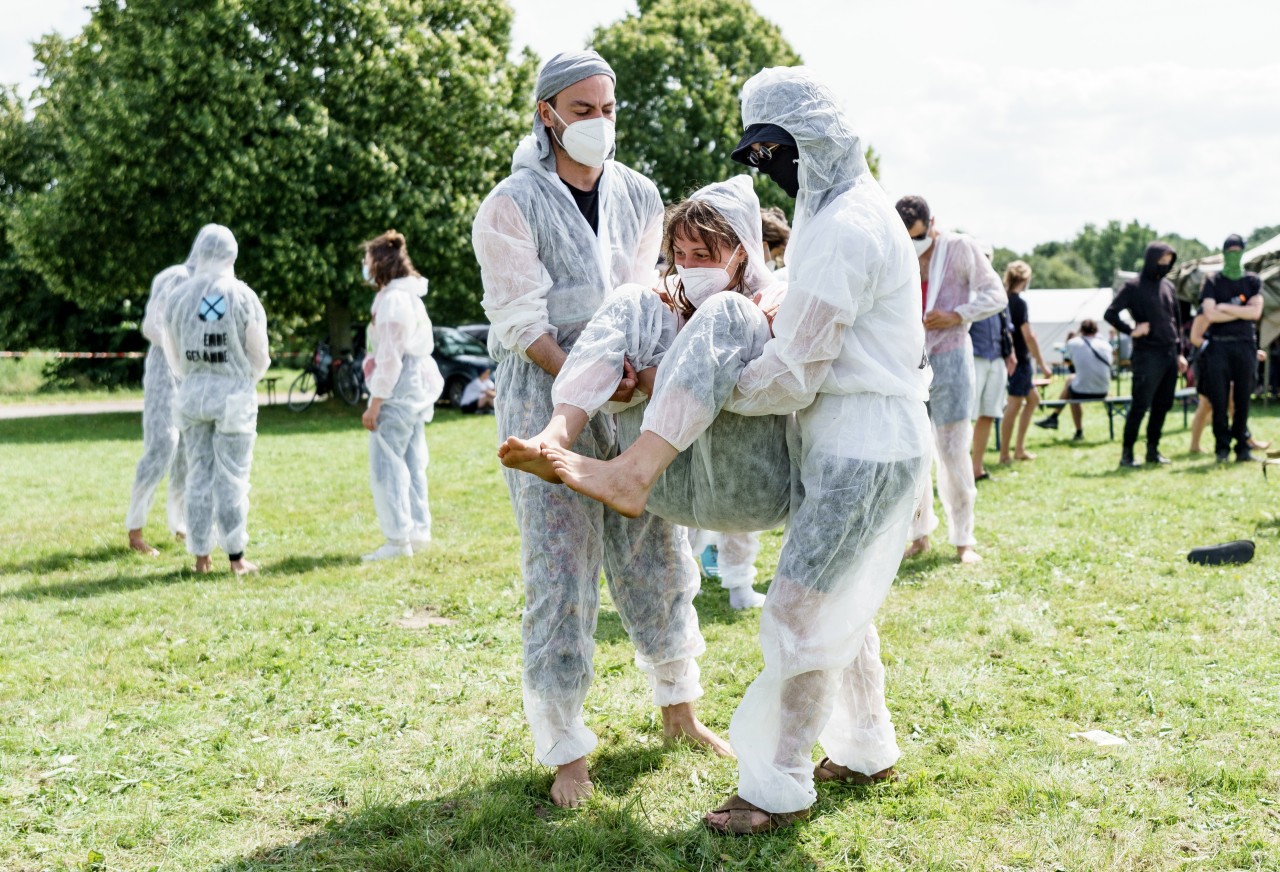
[288,340,368,411]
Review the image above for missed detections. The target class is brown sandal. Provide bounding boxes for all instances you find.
[813,757,897,784]
[703,793,809,835]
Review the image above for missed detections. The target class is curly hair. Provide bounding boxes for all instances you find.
[1003,260,1032,293]
[361,229,420,288]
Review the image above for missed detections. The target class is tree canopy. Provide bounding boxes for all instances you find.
[8,0,536,348]
[591,0,803,213]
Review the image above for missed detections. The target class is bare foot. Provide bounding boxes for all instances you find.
[230,558,259,575]
[957,545,983,564]
[662,703,734,758]
[128,533,159,557]
[545,447,651,518]
[194,555,213,573]
[997,454,1012,465]
[1189,446,1204,455]
[498,435,562,483]
[904,536,930,559]
[1014,450,1036,461]
[550,757,593,808]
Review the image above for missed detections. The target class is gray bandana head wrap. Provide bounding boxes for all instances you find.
[531,50,617,170]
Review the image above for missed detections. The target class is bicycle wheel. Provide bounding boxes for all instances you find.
[288,370,317,411]
[335,361,362,406]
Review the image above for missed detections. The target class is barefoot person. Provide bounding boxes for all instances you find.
[545,66,931,835]
[162,225,268,575]
[472,51,725,809]
[997,260,1053,463]
[896,195,1006,565]
[125,226,219,555]
[359,230,445,561]
[499,175,791,607]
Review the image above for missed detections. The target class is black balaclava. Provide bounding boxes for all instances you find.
[757,145,801,199]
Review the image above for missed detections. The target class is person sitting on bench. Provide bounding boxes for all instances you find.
[1036,319,1112,440]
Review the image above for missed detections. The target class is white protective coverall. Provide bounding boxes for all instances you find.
[710,67,933,815]
[163,225,269,558]
[471,51,706,768]
[550,174,792,536]
[123,241,201,535]
[364,275,445,546]
[907,231,1007,548]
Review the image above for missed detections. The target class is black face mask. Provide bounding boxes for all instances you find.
[756,145,800,198]
[1155,261,1173,278]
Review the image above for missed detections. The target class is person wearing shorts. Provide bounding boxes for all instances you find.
[1036,319,1111,440]
[969,309,1014,479]
[999,261,1053,464]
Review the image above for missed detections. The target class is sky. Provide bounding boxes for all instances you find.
[4,0,1278,253]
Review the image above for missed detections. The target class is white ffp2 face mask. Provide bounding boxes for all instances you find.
[548,106,615,168]
[675,246,741,309]
[913,236,933,257]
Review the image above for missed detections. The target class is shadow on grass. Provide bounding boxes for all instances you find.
[267,554,365,575]
[0,404,485,445]
[1,543,132,574]
[2,566,195,600]
[215,746,818,872]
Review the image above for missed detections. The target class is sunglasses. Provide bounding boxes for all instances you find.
[746,144,779,167]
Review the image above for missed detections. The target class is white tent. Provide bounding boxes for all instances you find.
[1021,287,1118,363]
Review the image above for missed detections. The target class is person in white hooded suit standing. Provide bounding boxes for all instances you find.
[359,230,445,562]
[163,225,269,575]
[546,67,932,835]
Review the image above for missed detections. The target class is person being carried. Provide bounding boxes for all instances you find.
[499,175,790,610]
[1035,319,1112,440]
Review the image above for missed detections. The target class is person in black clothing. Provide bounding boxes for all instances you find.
[1199,234,1264,462]
[1104,241,1187,467]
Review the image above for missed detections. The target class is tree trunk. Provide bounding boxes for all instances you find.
[327,297,353,356]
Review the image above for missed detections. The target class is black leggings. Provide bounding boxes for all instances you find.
[1123,347,1178,452]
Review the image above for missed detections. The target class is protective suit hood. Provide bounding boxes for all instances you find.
[686,175,771,294]
[184,224,222,273]
[740,67,868,234]
[519,50,617,174]
[384,275,428,298]
[191,225,238,277]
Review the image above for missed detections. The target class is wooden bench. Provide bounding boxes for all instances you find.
[262,376,280,406]
[1039,387,1197,441]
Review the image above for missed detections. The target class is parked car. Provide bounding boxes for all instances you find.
[455,323,490,347]
[432,326,495,408]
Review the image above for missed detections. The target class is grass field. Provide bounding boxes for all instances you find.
[2,396,1279,871]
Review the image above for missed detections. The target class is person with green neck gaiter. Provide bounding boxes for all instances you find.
[1198,233,1264,461]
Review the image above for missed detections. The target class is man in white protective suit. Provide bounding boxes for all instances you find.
[471,50,726,809]
[896,194,1007,564]
[163,225,269,575]
[544,67,933,835]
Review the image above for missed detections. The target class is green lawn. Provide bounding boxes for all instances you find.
[2,398,1279,871]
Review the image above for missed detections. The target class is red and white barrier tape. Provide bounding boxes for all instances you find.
[0,350,147,359]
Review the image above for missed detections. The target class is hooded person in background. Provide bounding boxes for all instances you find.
[471,50,725,809]
[162,225,269,574]
[359,230,445,561]
[1198,233,1264,462]
[125,226,220,555]
[897,195,1007,564]
[1104,241,1187,467]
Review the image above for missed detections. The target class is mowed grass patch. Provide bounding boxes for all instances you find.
[1,399,1279,870]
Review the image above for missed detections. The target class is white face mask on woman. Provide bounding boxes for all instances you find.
[913,236,933,257]
[675,246,741,309]
[548,105,615,168]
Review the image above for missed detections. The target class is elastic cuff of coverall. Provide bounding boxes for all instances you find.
[821,736,901,781]
[644,657,704,708]
[535,728,598,768]
[947,530,977,548]
[718,568,758,591]
[737,777,817,817]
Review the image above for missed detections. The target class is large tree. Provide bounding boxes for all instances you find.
[591,0,804,214]
[10,0,535,353]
